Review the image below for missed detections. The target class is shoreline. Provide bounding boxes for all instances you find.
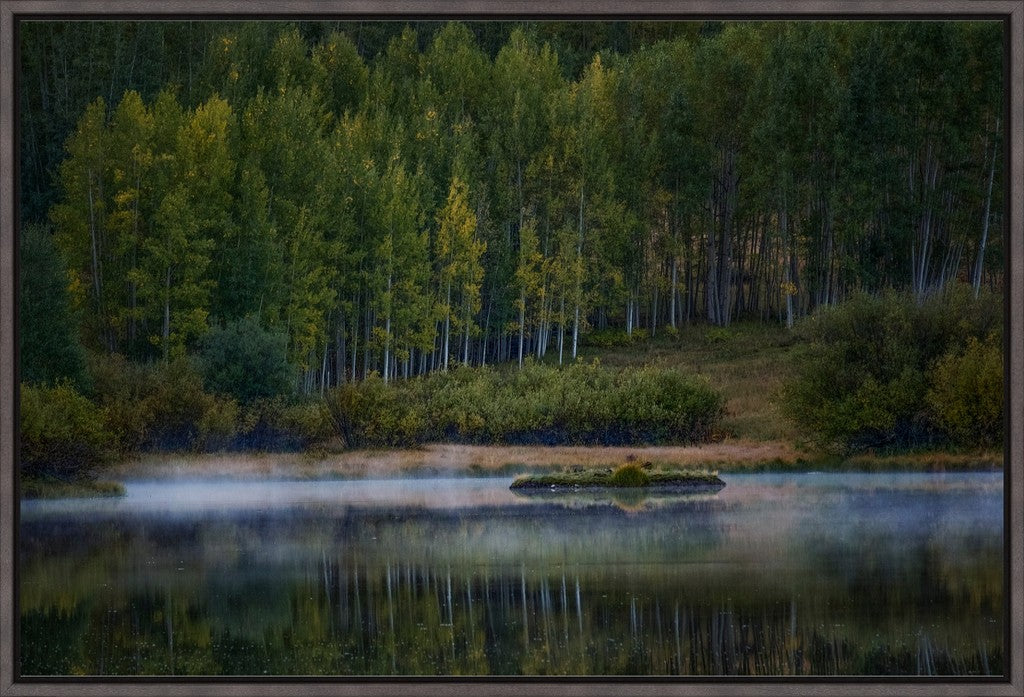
[102,440,1002,481]
[21,441,1002,498]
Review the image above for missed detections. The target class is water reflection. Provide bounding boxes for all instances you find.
[19,473,1003,676]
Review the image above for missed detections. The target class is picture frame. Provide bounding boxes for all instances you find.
[1,1,1021,695]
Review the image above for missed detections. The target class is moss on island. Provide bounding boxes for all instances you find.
[21,477,125,499]
[510,462,725,491]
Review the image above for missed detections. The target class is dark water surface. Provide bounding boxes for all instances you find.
[19,472,1003,676]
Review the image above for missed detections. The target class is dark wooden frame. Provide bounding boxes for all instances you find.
[1,2,1021,695]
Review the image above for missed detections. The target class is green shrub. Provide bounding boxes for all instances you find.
[278,401,336,444]
[609,463,650,487]
[325,362,722,448]
[88,354,221,452]
[20,383,109,479]
[927,334,1003,447]
[325,375,425,448]
[196,395,240,451]
[198,317,294,403]
[785,285,1002,452]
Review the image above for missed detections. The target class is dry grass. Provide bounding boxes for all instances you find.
[108,440,806,480]
[842,450,1003,471]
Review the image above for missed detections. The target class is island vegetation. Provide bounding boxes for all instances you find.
[17,20,1004,496]
[510,462,725,491]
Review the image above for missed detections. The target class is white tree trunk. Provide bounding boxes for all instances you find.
[518,291,525,368]
[443,281,451,371]
[974,124,998,298]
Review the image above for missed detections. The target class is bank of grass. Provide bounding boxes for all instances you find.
[20,477,125,499]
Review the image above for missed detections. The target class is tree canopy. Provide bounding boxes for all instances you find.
[21,20,1003,393]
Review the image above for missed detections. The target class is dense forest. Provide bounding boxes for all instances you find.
[20,20,1003,396]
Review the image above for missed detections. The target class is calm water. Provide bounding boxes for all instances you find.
[19,472,1003,676]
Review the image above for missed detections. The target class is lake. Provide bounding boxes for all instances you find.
[18,471,1003,676]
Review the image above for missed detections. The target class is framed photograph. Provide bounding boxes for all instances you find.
[1,2,1022,696]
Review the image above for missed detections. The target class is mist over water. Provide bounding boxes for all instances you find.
[19,472,1003,676]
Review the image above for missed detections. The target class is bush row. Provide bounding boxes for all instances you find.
[785,285,1003,452]
[325,361,723,448]
[20,357,723,480]
[19,356,334,480]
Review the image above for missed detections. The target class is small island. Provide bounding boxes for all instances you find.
[510,461,725,492]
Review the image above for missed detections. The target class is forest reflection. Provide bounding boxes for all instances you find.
[19,475,1003,676]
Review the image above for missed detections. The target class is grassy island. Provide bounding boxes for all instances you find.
[510,462,725,492]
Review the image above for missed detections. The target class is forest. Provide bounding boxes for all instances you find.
[20,20,1004,388]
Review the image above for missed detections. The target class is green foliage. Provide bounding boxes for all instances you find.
[195,396,241,451]
[88,354,221,453]
[326,376,426,448]
[19,224,89,388]
[927,334,1003,447]
[785,286,1002,451]
[199,316,294,403]
[25,21,1006,438]
[86,354,329,453]
[704,327,735,344]
[20,383,108,480]
[609,463,650,487]
[583,329,643,348]
[326,361,722,448]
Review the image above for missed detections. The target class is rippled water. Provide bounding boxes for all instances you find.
[19,471,1003,676]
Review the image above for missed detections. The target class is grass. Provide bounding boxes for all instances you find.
[21,477,126,499]
[838,450,1003,472]
[573,322,802,443]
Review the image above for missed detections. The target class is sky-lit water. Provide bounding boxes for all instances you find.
[19,472,1003,676]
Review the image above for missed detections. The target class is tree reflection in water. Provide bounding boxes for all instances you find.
[19,474,1003,676]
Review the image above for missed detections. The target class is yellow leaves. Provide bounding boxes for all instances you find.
[66,270,88,309]
[780,280,798,296]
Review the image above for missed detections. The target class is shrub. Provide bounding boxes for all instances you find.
[88,354,222,452]
[609,463,650,487]
[87,354,157,455]
[325,375,424,448]
[278,401,336,445]
[325,362,723,448]
[196,395,240,451]
[785,285,1002,452]
[927,334,1003,447]
[20,383,109,480]
[198,316,294,403]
